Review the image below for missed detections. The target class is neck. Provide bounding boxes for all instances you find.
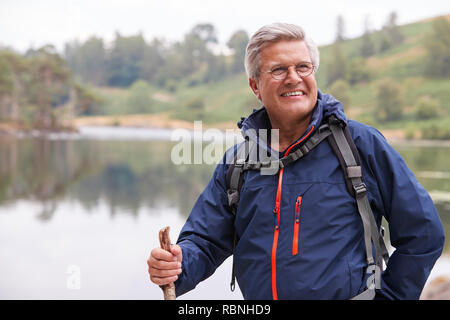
[269,115,311,152]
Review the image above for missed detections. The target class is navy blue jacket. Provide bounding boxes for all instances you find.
[175,91,445,299]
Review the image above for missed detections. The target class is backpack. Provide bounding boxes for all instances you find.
[225,115,390,300]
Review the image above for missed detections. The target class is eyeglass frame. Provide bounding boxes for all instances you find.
[259,61,316,80]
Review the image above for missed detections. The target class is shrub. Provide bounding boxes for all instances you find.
[414,96,441,120]
[328,79,351,109]
[374,78,404,122]
[421,122,450,140]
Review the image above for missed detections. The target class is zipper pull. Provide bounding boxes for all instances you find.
[273,206,279,230]
[295,197,302,223]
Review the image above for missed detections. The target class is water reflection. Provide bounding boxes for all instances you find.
[1,136,450,231]
[0,132,449,299]
[394,143,450,252]
[0,136,215,221]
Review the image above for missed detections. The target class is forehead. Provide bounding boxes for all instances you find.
[259,40,311,67]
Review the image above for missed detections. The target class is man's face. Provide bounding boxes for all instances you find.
[249,40,318,125]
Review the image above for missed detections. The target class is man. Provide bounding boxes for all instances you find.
[147,23,445,299]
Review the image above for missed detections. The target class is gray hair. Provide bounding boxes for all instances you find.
[244,23,320,79]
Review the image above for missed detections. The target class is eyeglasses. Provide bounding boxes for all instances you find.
[260,62,315,80]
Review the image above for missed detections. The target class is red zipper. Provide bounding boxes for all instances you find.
[271,126,314,300]
[271,168,283,300]
[292,196,302,256]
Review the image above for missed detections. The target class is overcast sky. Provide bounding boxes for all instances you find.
[1,0,449,53]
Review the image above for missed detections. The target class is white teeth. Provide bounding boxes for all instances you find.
[282,91,304,97]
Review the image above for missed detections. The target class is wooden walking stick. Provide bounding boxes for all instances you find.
[159,226,176,300]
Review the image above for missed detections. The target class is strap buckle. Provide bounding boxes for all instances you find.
[300,144,309,154]
[318,123,330,133]
[353,182,367,196]
[227,190,239,213]
[235,158,245,167]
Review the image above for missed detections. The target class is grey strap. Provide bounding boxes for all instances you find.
[238,125,332,173]
[228,140,255,291]
[351,288,376,300]
[227,141,255,214]
[347,166,362,178]
[330,123,375,266]
[330,120,389,278]
[329,124,358,167]
[280,125,332,168]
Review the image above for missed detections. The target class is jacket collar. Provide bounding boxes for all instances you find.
[238,90,347,154]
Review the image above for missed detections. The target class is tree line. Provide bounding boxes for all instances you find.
[0,15,449,132]
[0,46,99,130]
[325,13,450,129]
[64,23,249,89]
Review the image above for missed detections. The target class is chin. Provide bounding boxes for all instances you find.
[283,102,314,115]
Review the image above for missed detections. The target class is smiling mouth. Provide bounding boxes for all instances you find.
[281,90,305,97]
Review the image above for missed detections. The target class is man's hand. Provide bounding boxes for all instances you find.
[147,244,182,286]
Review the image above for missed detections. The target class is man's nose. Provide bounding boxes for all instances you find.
[285,66,303,84]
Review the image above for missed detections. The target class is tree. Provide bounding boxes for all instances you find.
[156,42,185,85]
[378,33,394,53]
[384,12,404,45]
[0,53,13,96]
[126,80,153,114]
[106,32,148,87]
[360,15,375,57]
[346,58,371,85]
[379,12,404,53]
[328,79,351,108]
[414,96,441,120]
[184,97,205,121]
[375,78,403,122]
[227,30,249,74]
[26,46,70,128]
[203,53,227,83]
[139,38,165,84]
[0,47,99,128]
[336,15,346,42]
[0,50,24,121]
[191,23,218,44]
[423,17,450,77]
[326,42,346,86]
[176,23,224,84]
[64,37,106,86]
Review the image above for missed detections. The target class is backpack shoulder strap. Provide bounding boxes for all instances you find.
[327,116,390,299]
[225,140,254,292]
[226,140,254,215]
[327,121,360,197]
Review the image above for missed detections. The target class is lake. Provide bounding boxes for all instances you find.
[0,126,449,299]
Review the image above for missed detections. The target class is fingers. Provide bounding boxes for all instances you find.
[149,265,182,285]
[148,264,182,286]
[150,274,179,286]
[170,244,182,261]
[148,257,181,272]
[147,246,183,286]
[151,247,176,261]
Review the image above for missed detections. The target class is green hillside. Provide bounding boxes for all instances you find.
[3,15,446,137]
[93,14,450,138]
[317,15,450,138]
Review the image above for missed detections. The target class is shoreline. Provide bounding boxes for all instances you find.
[2,115,450,146]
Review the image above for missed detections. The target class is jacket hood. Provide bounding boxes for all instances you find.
[238,90,347,152]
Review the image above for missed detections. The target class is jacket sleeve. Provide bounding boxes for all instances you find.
[174,151,235,297]
[351,121,445,300]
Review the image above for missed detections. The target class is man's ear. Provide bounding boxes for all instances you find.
[249,78,261,101]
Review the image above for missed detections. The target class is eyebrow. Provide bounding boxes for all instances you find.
[269,61,312,68]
